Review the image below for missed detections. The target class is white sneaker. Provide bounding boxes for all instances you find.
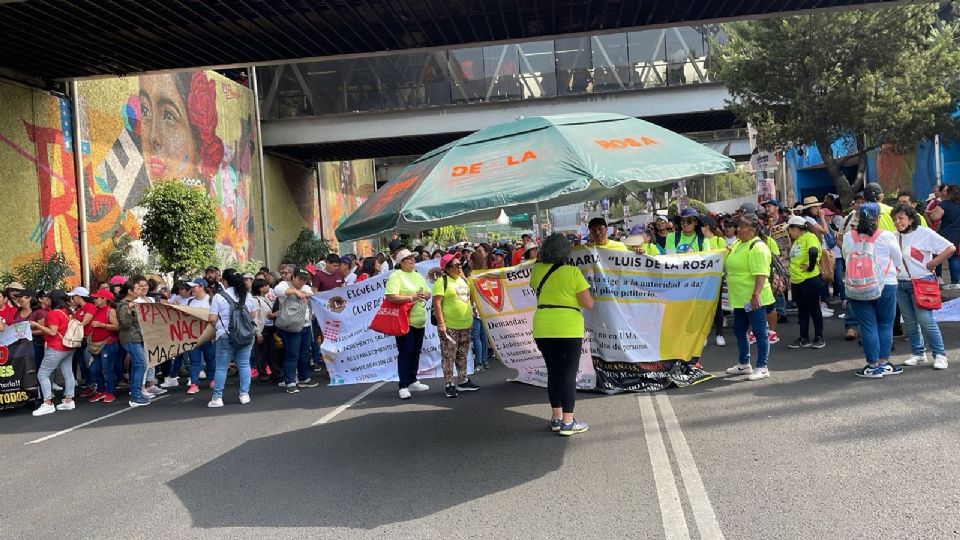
[408,381,430,392]
[748,367,770,381]
[199,370,207,379]
[51,383,64,391]
[726,363,753,375]
[933,355,949,370]
[145,386,167,395]
[160,377,179,388]
[32,403,56,416]
[239,394,251,405]
[142,389,156,400]
[820,306,834,318]
[55,400,76,411]
[715,335,726,347]
[904,354,928,366]
[207,398,224,408]
[398,388,412,400]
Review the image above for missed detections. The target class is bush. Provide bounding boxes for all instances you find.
[667,198,709,219]
[8,252,70,291]
[103,236,151,280]
[283,229,331,265]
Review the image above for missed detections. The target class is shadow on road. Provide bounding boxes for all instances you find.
[167,405,568,529]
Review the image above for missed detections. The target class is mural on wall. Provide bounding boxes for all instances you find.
[319,159,376,256]
[0,82,80,283]
[78,70,259,277]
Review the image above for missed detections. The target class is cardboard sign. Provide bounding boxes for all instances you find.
[136,303,215,368]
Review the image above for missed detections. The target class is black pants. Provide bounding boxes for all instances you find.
[535,337,582,414]
[714,304,725,338]
[257,326,283,380]
[794,276,824,340]
[395,326,425,389]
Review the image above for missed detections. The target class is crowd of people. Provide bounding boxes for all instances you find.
[3,182,957,435]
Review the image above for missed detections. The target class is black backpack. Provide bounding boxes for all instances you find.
[217,291,255,347]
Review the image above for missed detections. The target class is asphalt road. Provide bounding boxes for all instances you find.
[2,310,960,539]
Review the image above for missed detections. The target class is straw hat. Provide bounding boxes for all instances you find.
[801,196,822,209]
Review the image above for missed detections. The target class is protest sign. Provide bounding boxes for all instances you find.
[312,260,473,385]
[135,303,215,368]
[0,322,39,410]
[472,248,722,392]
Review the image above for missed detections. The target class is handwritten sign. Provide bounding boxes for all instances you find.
[136,304,215,368]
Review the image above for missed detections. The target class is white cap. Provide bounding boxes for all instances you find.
[787,216,807,228]
[394,249,415,265]
[67,286,90,297]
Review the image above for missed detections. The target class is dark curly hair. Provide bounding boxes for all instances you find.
[890,202,920,233]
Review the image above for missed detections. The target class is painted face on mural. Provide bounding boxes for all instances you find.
[139,74,200,182]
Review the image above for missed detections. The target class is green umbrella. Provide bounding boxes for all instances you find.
[336,112,735,241]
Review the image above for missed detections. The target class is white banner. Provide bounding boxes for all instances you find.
[311,260,473,386]
[0,322,32,347]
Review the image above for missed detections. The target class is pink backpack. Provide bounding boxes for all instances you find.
[844,231,888,301]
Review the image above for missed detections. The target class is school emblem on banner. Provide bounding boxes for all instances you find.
[474,276,505,312]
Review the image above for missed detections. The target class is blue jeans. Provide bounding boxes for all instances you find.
[38,348,76,401]
[189,341,216,384]
[90,342,119,394]
[949,249,960,285]
[310,319,321,365]
[471,317,488,365]
[125,342,148,400]
[774,295,786,316]
[733,307,770,368]
[212,336,252,400]
[277,326,311,385]
[896,279,946,357]
[847,284,897,364]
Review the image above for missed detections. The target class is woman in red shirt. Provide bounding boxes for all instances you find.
[86,290,120,404]
[69,288,97,398]
[32,291,77,416]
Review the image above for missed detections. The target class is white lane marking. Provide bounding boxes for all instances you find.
[638,395,691,540]
[25,395,170,445]
[656,394,725,540]
[312,382,386,426]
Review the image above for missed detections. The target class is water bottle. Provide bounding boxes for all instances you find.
[743,302,754,312]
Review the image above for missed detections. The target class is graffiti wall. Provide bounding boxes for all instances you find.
[0,81,80,283]
[263,155,321,265]
[318,159,376,256]
[77,70,262,276]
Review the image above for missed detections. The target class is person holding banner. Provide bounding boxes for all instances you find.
[32,291,78,416]
[275,265,319,393]
[432,253,480,398]
[584,217,628,251]
[531,234,594,436]
[385,248,431,400]
[207,270,258,407]
[724,213,775,381]
[185,278,216,394]
[117,280,151,407]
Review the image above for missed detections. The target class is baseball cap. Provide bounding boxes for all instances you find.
[762,199,780,207]
[4,281,24,291]
[859,202,881,219]
[739,202,758,214]
[189,277,208,287]
[394,248,415,264]
[90,289,115,301]
[67,286,90,297]
[16,288,37,299]
[787,216,807,227]
[440,252,462,269]
[388,239,403,252]
[863,183,883,202]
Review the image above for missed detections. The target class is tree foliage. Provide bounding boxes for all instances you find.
[424,225,468,247]
[714,5,960,203]
[103,236,151,280]
[667,199,709,219]
[140,181,218,280]
[283,228,331,265]
[5,252,70,291]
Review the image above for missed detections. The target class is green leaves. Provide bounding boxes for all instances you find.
[283,229,330,265]
[140,181,218,280]
[714,6,960,202]
[7,252,70,291]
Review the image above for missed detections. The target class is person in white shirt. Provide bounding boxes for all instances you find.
[844,203,903,379]
[892,203,956,370]
[207,269,258,407]
[185,278,216,394]
[274,264,318,393]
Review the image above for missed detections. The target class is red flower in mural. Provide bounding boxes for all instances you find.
[187,72,224,178]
